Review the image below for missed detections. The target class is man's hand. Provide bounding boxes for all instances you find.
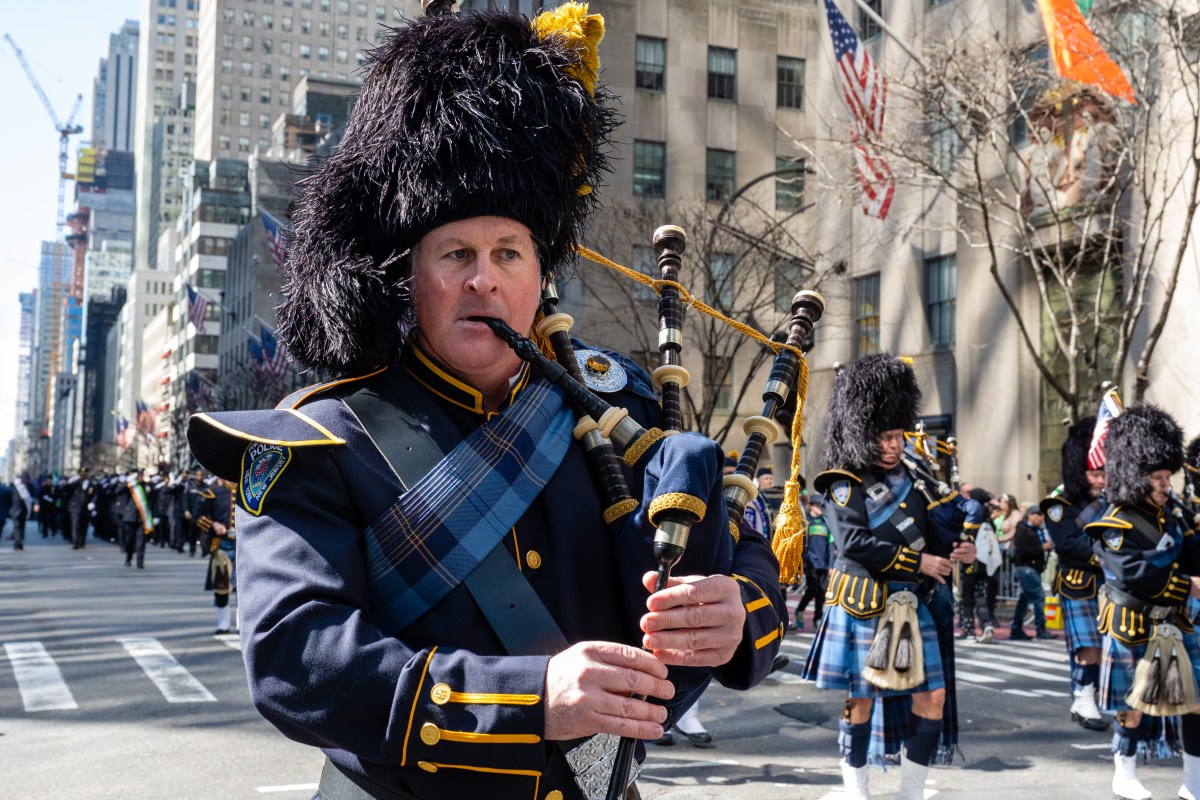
[212,521,227,536]
[918,554,953,584]
[639,573,745,667]
[950,540,977,564]
[544,642,673,741]
[1189,576,1200,600]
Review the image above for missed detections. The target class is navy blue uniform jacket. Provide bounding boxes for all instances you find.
[186,344,786,800]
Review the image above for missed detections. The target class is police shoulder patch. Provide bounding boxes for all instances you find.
[1103,528,1124,551]
[831,480,853,507]
[574,349,628,393]
[1047,504,1064,523]
[240,442,292,516]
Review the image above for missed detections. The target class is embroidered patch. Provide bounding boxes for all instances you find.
[574,349,628,393]
[240,442,292,516]
[1103,528,1124,551]
[831,480,852,507]
[1047,504,1063,523]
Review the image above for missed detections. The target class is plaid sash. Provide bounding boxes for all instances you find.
[363,377,574,633]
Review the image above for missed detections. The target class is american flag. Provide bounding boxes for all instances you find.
[186,283,209,335]
[247,333,266,372]
[260,210,288,272]
[135,399,159,445]
[825,0,895,219]
[260,323,289,379]
[1087,387,1123,470]
[186,370,214,413]
[115,416,131,450]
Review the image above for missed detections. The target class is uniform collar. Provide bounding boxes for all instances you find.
[401,338,531,416]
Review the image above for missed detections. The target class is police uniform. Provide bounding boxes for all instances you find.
[1089,405,1200,800]
[194,479,236,633]
[185,8,785,800]
[1041,415,1107,731]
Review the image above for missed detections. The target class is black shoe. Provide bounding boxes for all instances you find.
[13,542,23,550]
[1010,630,1032,641]
[680,731,714,748]
[214,628,231,635]
[125,559,131,567]
[137,563,145,569]
[1035,630,1056,640]
[651,731,674,746]
[770,654,790,673]
[1071,712,1109,731]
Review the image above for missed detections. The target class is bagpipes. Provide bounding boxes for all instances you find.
[476,223,824,800]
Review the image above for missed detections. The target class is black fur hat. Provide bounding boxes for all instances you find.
[1060,415,1096,503]
[1186,436,1200,473]
[821,353,921,470]
[1105,404,1184,506]
[278,6,617,375]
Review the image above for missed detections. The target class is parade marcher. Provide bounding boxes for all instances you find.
[186,7,787,799]
[1009,505,1055,641]
[1042,415,1108,731]
[115,470,154,568]
[0,480,11,540]
[793,496,830,631]
[1090,405,1200,800]
[194,477,236,634]
[802,354,976,799]
[10,474,33,551]
[182,468,205,557]
[65,468,95,549]
[743,466,774,536]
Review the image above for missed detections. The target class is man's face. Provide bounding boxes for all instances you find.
[1027,511,1044,527]
[1085,468,1106,496]
[411,216,542,388]
[874,428,905,470]
[808,503,823,518]
[1147,469,1173,506]
[757,473,774,489]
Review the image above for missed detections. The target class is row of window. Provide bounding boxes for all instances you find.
[217,134,272,153]
[221,21,366,42]
[634,143,805,209]
[634,39,806,111]
[221,2,398,23]
[219,46,357,74]
[852,255,957,357]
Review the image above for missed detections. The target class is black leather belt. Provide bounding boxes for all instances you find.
[318,759,418,800]
[1102,584,1173,621]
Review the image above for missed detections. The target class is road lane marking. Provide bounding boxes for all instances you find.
[641,758,741,770]
[959,650,1070,670]
[3,641,78,711]
[1003,689,1042,697]
[117,637,216,703]
[256,785,319,793]
[1071,743,1112,750]
[954,669,1004,684]
[1031,688,1070,697]
[956,656,1068,682]
[957,640,1069,663]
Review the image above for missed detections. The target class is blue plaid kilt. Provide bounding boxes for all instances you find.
[1061,594,1102,653]
[1099,627,1200,713]
[802,585,945,698]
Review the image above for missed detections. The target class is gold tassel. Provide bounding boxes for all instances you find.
[771,356,809,583]
[530,311,557,362]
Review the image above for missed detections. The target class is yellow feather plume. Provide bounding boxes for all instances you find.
[531,2,604,98]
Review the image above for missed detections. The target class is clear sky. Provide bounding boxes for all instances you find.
[0,0,140,446]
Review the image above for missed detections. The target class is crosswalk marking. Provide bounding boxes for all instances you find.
[3,641,78,711]
[118,637,217,703]
[955,656,1068,682]
[954,669,1005,684]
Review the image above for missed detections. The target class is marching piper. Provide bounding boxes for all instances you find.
[1042,416,1108,732]
[802,353,974,800]
[1089,405,1200,800]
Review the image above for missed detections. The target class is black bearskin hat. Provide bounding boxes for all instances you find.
[1105,404,1184,507]
[1060,415,1096,503]
[821,353,921,470]
[278,5,617,375]
[1187,436,1200,473]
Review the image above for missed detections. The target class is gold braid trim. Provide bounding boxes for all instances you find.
[728,519,740,544]
[603,498,639,525]
[648,493,706,526]
[771,355,809,583]
[623,427,664,467]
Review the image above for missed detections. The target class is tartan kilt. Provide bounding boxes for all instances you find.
[1099,627,1200,713]
[1060,594,1102,653]
[802,587,945,698]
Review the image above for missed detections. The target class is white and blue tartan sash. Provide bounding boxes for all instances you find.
[865,469,913,530]
[363,377,575,633]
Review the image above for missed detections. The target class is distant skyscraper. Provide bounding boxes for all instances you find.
[33,242,72,438]
[93,20,139,152]
[15,292,36,440]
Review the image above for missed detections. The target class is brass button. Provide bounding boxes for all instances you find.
[420,722,441,745]
[546,791,564,800]
[585,355,611,375]
[418,761,437,773]
[525,550,543,570]
[430,683,451,705]
[899,502,907,509]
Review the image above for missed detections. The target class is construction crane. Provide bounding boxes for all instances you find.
[4,33,84,238]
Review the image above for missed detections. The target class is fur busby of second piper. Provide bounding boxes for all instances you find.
[278,5,617,375]
[1187,436,1200,473]
[1060,415,1097,503]
[1105,404,1184,507]
[821,353,921,470]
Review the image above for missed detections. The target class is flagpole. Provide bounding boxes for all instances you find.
[846,0,965,105]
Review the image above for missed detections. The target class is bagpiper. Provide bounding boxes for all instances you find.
[1090,405,1200,800]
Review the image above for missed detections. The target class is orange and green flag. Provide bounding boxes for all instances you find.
[1036,0,1136,105]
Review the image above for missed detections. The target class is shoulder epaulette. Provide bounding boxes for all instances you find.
[1085,506,1134,532]
[813,468,862,495]
[277,365,389,409]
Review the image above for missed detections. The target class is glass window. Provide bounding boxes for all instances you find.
[281,40,292,55]
[280,65,291,82]
[632,140,666,198]
[320,0,330,10]
[707,252,734,310]
[223,7,235,23]
[774,259,808,313]
[705,148,735,202]
[243,10,255,25]
[338,0,349,11]
[319,21,331,36]
[301,18,311,33]
[631,245,658,302]
[318,46,330,61]
[220,108,232,125]
[635,36,665,92]
[775,157,805,212]
[238,136,251,152]
[853,273,881,356]
[263,13,274,28]
[220,58,233,74]
[243,35,254,51]
[240,86,251,102]
[198,268,225,289]
[262,37,273,55]
[262,62,273,79]
[222,33,234,49]
[356,1,367,15]
[925,254,956,348]
[337,23,348,39]
[300,43,311,59]
[857,0,882,41]
[777,57,805,111]
[220,84,232,100]
[281,15,293,30]
[260,113,271,129]
[707,47,736,101]
[241,60,253,77]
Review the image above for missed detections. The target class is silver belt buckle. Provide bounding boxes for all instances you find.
[565,734,639,800]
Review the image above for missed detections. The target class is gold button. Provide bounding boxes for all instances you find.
[420,722,441,746]
[546,791,564,800]
[430,683,451,705]
[525,550,543,570]
[418,761,437,773]
[899,502,907,509]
